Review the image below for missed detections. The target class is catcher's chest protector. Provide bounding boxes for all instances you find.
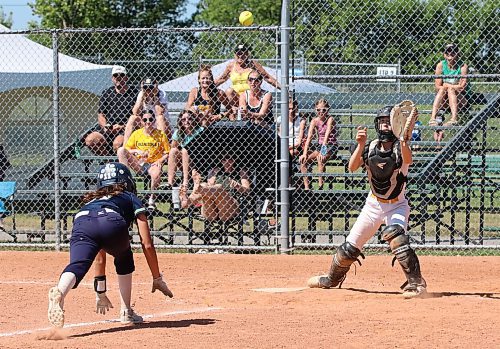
[363,140,406,200]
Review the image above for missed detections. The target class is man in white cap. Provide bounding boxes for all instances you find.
[85,66,139,155]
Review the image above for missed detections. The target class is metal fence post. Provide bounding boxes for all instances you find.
[52,30,61,251]
[279,0,291,254]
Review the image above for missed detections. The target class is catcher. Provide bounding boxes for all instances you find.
[308,102,427,298]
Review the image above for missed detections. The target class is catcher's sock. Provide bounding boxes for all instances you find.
[120,308,144,324]
[117,273,133,311]
[57,272,76,308]
[48,286,64,328]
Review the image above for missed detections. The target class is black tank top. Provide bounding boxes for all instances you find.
[194,88,221,115]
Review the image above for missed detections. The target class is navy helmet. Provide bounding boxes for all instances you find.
[374,106,396,142]
[97,162,136,193]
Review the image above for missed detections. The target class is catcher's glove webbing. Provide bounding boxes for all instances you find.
[390,100,419,141]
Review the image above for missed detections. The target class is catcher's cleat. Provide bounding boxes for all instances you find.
[402,284,427,299]
[48,286,64,328]
[307,275,335,289]
[120,308,144,324]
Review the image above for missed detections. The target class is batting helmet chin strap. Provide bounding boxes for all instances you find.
[382,225,426,290]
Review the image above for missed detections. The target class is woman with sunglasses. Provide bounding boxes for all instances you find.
[215,43,280,110]
[429,43,470,126]
[186,65,232,125]
[299,99,338,190]
[238,70,273,127]
[167,110,205,190]
[124,78,172,144]
[118,110,170,210]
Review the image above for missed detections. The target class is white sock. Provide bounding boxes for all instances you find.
[57,272,77,308]
[117,273,133,311]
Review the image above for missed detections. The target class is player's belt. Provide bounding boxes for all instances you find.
[371,193,399,204]
[75,208,118,219]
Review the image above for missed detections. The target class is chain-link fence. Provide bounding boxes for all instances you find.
[288,0,499,254]
[0,0,498,254]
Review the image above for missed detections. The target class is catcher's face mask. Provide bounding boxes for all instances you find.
[374,106,396,142]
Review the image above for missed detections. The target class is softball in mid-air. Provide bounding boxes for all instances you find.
[239,11,254,26]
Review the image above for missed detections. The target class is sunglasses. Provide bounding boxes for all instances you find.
[142,117,155,123]
[113,73,126,78]
[180,117,192,122]
[248,77,262,82]
[316,108,328,113]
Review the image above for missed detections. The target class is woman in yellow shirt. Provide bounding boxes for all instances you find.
[118,110,170,209]
[215,43,280,111]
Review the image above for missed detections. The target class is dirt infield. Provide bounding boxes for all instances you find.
[0,251,498,349]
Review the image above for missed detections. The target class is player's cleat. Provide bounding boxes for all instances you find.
[307,275,334,289]
[402,284,427,299]
[120,309,144,324]
[48,286,64,328]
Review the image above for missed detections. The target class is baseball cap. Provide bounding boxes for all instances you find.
[112,66,127,75]
[234,43,250,53]
[444,43,459,54]
[142,78,156,89]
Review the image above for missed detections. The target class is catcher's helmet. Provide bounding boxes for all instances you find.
[374,106,396,142]
[97,162,136,193]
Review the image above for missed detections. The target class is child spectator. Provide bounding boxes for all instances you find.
[299,99,338,190]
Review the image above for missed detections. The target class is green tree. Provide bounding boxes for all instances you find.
[30,0,189,28]
[0,6,13,28]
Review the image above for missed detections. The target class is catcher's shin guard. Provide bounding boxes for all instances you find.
[309,242,364,289]
[382,225,426,295]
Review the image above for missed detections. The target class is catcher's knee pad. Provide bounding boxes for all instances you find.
[381,224,405,243]
[325,242,364,288]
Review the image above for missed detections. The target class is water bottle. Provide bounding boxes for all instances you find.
[172,186,180,210]
[237,107,243,121]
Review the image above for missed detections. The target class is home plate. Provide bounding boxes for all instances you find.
[252,287,308,293]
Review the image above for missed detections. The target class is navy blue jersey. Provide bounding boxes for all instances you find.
[81,191,146,226]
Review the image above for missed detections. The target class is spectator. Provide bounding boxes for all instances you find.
[429,43,470,126]
[278,98,306,158]
[238,70,273,128]
[124,78,172,143]
[215,43,280,109]
[299,99,338,190]
[0,143,11,182]
[167,110,205,189]
[85,66,138,155]
[433,110,445,144]
[117,110,170,210]
[181,155,251,222]
[185,65,232,125]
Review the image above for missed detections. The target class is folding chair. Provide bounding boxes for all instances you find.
[0,181,17,241]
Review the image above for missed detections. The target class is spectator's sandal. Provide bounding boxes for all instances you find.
[428,119,438,126]
[444,120,459,126]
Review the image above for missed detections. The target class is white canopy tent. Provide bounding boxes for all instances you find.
[0,24,112,94]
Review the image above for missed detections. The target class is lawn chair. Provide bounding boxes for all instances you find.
[0,181,17,241]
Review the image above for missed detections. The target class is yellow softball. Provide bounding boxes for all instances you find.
[239,11,254,26]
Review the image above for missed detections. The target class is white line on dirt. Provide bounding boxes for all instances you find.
[0,307,223,338]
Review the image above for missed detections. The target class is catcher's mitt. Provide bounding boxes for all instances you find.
[390,100,419,141]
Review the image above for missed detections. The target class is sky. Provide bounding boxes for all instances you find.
[0,0,198,30]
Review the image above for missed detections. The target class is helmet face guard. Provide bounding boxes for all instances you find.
[97,162,136,194]
[374,106,396,142]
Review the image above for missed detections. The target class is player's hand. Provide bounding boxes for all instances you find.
[152,274,174,298]
[356,126,367,145]
[96,292,114,315]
